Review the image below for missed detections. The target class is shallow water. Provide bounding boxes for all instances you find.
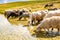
[0,14,36,40]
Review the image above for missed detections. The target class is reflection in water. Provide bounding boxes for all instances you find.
[0,15,36,40]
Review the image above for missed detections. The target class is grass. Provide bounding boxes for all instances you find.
[0,0,58,13]
[0,0,60,40]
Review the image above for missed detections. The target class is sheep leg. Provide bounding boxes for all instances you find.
[38,20,40,24]
[24,16,27,20]
[19,17,22,20]
[24,17,27,20]
[29,20,33,26]
[31,20,33,25]
[51,28,53,33]
[19,15,23,20]
[57,28,60,35]
[36,20,40,25]
[7,15,10,19]
[34,18,37,25]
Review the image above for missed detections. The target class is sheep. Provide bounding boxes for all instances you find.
[4,9,28,19]
[44,3,53,8]
[4,10,18,19]
[44,9,60,19]
[19,13,31,20]
[17,9,31,20]
[29,10,48,25]
[36,16,60,35]
[48,8,57,11]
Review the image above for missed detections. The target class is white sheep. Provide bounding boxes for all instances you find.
[44,9,60,19]
[29,10,48,25]
[36,16,60,35]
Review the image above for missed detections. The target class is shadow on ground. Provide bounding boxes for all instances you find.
[32,31,60,38]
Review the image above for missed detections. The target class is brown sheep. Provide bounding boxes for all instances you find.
[36,16,60,35]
